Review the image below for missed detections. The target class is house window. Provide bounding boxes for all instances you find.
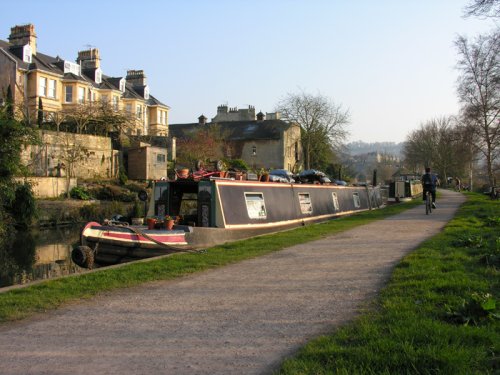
[136,105,142,119]
[158,110,167,125]
[77,87,85,104]
[332,192,340,211]
[353,192,361,208]
[101,95,108,103]
[156,153,166,163]
[244,193,267,219]
[39,77,47,97]
[298,193,313,214]
[112,96,119,111]
[87,89,92,102]
[47,79,56,99]
[65,86,73,103]
[126,104,132,113]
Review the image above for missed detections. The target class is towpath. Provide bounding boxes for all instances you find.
[0,190,465,375]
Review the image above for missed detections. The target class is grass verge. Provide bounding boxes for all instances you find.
[277,193,499,375]
[0,199,421,323]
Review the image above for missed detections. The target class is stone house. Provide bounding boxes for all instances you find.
[0,24,170,136]
[169,105,302,172]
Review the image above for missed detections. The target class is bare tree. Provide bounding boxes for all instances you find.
[276,90,349,170]
[47,111,67,133]
[91,101,136,136]
[64,103,97,134]
[464,0,500,18]
[456,30,500,187]
[54,133,89,197]
[403,117,468,183]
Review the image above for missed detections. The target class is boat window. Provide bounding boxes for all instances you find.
[353,192,361,208]
[154,184,168,201]
[179,193,198,217]
[298,193,313,214]
[331,192,340,211]
[244,193,267,219]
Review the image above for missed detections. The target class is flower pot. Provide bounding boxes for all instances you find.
[146,218,156,230]
[165,219,175,230]
[178,169,189,179]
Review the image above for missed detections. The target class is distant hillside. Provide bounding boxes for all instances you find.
[346,141,403,156]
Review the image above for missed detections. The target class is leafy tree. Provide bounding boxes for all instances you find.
[456,30,500,187]
[276,90,349,170]
[0,101,39,245]
[37,97,43,127]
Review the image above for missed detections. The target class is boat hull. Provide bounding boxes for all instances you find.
[79,182,384,266]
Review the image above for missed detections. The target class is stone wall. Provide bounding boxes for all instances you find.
[15,176,77,198]
[21,130,119,179]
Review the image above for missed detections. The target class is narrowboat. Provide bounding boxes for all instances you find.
[73,176,384,268]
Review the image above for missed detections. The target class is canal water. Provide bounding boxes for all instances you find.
[0,226,91,289]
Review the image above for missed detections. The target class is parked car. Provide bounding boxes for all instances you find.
[297,170,331,184]
[268,169,295,183]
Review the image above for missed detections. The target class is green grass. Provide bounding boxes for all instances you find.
[0,200,420,323]
[277,193,499,375]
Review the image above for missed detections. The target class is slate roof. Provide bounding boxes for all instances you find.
[0,37,169,108]
[169,120,294,141]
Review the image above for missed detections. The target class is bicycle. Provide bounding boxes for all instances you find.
[425,191,432,215]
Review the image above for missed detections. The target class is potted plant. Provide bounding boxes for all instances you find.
[146,216,157,230]
[165,215,175,230]
[131,200,144,225]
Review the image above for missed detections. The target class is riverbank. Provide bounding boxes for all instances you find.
[34,199,135,227]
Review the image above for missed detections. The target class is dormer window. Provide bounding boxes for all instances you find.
[119,78,126,93]
[144,85,149,100]
[63,61,81,76]
[23,45,32,63]
[95,68,102,84]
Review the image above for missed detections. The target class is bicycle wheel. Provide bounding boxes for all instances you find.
[426,192,431,215]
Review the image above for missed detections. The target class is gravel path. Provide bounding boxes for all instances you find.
[0,190,465,375]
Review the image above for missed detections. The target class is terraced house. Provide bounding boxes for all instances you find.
[0,24,170,136]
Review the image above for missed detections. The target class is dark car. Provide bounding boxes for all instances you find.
[268,169,295,183]
[297,169,331,184]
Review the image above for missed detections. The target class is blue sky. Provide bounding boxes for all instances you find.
[0,0,495,142]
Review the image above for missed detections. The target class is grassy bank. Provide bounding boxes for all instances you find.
[277,193,499,374]
[0,200,420,323]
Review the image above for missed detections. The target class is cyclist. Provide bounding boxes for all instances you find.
[421,167,438,208]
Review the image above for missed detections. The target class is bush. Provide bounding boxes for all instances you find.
[70,186,92,200]
[130,200,144,218]
[226,159,249,171]
[10,183,37,228]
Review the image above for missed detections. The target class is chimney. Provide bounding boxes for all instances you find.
[198,114,207,125]
[77,48,100,69]
[126,70,147,87]
[9,24,37,55]
[256,111,265,122]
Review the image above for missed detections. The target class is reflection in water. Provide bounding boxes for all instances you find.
[0,226,89,288]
